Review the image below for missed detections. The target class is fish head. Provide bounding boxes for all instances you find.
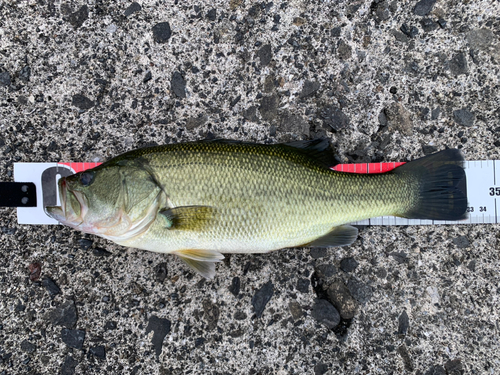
[45,167,123,233]
[45,165,163,240]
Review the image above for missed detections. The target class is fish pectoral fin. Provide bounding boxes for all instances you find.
[305,225,359,247]
[173,249,225,279]
[159,206,215,231]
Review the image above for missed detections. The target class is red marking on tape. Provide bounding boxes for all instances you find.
[58,162,405,175]
[332,162,406,173]
[58,162,102,173]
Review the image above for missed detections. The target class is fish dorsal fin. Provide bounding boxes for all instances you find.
[173,249,224,279]
[159,206,215,231]
[194,138,339,169]
[197,139,243,145]
[305,225,358,247]
[282,139,340,169]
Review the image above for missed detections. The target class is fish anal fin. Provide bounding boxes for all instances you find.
[159,206,215,231]
[305,225,359,248]
[173,249,224,279]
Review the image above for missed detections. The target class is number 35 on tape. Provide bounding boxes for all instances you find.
[13,160,500,226]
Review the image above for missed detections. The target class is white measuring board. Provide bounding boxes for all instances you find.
[352,160,500,226]
[13,160,500,225]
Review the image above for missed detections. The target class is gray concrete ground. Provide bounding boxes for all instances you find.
[1,0,500,374]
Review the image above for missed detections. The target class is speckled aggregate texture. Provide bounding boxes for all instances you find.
[0,0,499,374]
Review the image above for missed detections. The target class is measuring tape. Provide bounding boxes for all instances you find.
[10,160,500,225]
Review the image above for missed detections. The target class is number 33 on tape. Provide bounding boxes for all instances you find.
[12,160,500,226]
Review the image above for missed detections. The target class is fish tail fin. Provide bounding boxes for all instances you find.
[394,149,467,220]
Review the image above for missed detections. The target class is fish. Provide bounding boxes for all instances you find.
[45,139,467,278]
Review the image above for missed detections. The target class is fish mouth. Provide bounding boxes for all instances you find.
[45,178,87,226]
[45,178,67,221]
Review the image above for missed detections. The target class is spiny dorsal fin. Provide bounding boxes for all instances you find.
[159,206,215,231]
[197,138,339,169]
[282,139,340,169]
[173,249,224,279]
[305,225,359,247]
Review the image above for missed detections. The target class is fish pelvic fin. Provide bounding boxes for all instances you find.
[159,206,215,231]
[394,149,467,220]
[173,249,225,279]
[304,225,359,247]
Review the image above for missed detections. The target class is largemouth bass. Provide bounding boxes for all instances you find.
[46,139,467,278]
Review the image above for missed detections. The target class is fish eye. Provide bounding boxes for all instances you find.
[80,171,95,186]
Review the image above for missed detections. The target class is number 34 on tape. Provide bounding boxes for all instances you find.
[13,160,500,225]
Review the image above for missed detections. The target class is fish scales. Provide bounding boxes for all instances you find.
[46,140,467,278]
[116,142,416,253]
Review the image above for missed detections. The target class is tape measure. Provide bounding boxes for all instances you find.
[10,160,500,225]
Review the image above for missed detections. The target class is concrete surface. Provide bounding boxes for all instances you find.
[1,0,499,374]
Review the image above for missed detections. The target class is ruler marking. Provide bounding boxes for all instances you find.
[494,161,497,185]
[496,198,498,224]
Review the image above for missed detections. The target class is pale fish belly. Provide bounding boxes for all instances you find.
[117,215,336,254]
